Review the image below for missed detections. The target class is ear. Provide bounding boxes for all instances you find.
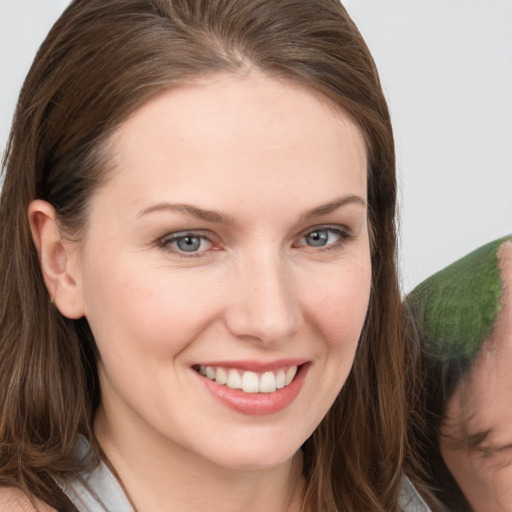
[28,200,85,319]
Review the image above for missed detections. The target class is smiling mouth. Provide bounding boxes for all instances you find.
[193,365,299,394]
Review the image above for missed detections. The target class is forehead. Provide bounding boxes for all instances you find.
[97,72,368,217]
[113,72,366,157]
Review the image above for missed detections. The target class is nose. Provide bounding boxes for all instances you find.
[223,253,303,345]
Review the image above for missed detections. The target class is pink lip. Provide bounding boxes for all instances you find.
[194,358,308,372]
[196,362,310,416]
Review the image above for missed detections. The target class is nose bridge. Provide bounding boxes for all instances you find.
[225,247,302,343]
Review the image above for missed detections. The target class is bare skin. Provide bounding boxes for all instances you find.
[0,488,56,512]
[28,72,369,512]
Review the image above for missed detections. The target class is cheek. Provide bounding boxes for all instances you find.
[81,256,222,360]
[295,261,371,428]
[303,261,371,349]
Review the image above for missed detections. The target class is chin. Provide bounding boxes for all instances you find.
[195,433,305,472]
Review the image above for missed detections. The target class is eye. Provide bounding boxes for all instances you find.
[305,229,331,247]
[158,232,213,255]
[294,227,350,249]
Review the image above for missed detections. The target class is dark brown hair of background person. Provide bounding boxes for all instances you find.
[0,0,436,510]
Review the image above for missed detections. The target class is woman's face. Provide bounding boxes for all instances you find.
[441,242,512,512]
[68,72,371,470]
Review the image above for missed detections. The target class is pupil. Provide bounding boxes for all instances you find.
[177,236,201,252]
[307,230,328,247]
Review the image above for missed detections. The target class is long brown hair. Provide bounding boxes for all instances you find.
[1,1,419,510]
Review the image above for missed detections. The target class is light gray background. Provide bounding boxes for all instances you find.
[1,0,511,293]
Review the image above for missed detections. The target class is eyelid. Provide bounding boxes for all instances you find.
[476,443,512,457]
[156,229,218,257]
[293,225,353,249]
[154,224,353,257]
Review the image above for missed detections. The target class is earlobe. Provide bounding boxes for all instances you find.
[28,200,85,319]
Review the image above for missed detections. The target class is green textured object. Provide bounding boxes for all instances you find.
[407,236,511,361]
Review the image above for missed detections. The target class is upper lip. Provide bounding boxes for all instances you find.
[192,358,309,372]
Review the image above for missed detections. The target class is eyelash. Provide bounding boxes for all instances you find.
[293,226,352,251]
[156,226,352,258]
[156,231,215,258]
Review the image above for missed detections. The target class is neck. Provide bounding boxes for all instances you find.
[94,406,306,512]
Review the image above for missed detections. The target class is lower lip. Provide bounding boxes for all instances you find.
[197,364,310,415]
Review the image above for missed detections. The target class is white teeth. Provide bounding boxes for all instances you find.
[215,367,227,385]
[198,365,299,394]
[275,369,286,389]
[285,366,297,385]
[259,371,277,393]
[241,371,259,393]
[226,369,242,389]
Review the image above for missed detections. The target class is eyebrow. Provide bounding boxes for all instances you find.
[464,429,512,457]
[137,194,366,224]
[137,202,235,225]
[298,195,366,222]
[467,430,492,450]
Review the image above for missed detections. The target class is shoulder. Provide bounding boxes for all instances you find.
[0,487,57,512]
